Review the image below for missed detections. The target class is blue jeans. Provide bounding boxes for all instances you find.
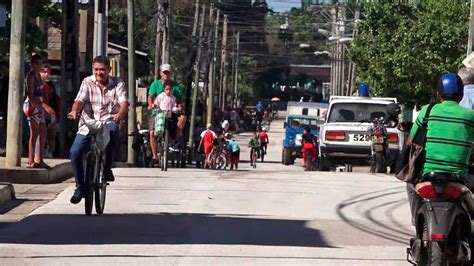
[70,122,119,191]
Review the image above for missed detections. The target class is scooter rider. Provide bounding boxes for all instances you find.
[407,73,474,216]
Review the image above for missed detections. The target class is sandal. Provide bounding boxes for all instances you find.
[26,162,39,168]
[36,161,52,169]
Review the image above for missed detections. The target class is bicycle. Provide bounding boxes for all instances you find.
[70,114,110,216]
[250,146,258,168]
[207,143,228,170]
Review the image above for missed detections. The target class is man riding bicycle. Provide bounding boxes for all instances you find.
[68,55,129,204]
[148,64,186,165]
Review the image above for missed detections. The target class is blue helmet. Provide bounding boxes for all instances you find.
[358,83,370,97]
[439,73,463,97]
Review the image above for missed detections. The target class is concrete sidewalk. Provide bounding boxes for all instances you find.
[0,157,72,184]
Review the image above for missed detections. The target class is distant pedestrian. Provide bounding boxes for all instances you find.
[225,133,240,170]
[198,123,216,169]
[458,67,474,109]
[39,63,59,158]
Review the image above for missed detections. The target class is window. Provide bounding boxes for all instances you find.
[328,103,388,123]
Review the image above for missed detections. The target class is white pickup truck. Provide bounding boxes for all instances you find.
[318,96,403,171]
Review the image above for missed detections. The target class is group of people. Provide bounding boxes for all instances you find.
[23,53,61,168]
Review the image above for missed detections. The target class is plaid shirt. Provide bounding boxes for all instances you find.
[75,75,128,135]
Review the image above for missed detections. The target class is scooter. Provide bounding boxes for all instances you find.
[406,172,473,265]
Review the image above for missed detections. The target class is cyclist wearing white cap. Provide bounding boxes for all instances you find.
[148,64,186,165]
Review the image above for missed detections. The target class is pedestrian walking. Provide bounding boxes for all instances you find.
[198,124,216,169]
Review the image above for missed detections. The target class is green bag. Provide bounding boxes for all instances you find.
[155,112,166,134]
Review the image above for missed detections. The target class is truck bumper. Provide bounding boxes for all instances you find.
[321,144,398,165]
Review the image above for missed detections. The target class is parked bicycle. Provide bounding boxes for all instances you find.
[207,142,228,170]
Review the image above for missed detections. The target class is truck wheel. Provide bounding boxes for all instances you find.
[282,148,291,165]
[318,156,330,171]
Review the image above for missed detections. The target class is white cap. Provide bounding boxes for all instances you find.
[160,63,172,72]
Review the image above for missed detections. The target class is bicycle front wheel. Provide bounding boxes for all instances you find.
[94,154,107,214]
[84,152,95,216]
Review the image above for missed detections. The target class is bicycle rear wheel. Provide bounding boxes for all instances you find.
[84,152,95,216]
[94,154,107,214]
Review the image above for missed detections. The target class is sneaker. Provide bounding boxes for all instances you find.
[103,169,115,182]
[70,189,82,204]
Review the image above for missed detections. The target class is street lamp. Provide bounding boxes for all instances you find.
[299,43,311,49]
[314,51,330,56]
[339,37,353,43]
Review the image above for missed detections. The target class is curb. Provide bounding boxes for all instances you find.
[0,182,15,206]
[0,162,73,184]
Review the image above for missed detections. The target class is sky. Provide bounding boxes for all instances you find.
[266,0,301,13]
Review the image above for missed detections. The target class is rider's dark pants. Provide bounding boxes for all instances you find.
[70,122,119,191]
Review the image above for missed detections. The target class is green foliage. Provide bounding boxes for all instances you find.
[0,0,60,62]
[350,0,469,108]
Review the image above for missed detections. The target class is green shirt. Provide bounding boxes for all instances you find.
[410,101,474,177]
[249,138,260,148]
[148,79,183,98]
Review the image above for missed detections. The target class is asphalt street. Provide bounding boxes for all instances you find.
[0,117,413,265]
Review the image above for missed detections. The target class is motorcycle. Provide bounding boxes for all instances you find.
[406,173,473,265]
[368,116,391,173]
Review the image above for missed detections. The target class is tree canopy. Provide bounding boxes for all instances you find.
[350,0,469,108]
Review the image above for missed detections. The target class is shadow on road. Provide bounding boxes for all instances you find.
[0,212,333,247]
[336,187,411,245]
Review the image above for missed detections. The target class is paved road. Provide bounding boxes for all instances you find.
[0,118,413,265]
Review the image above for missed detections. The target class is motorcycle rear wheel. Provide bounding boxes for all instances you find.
[375,153,385,173]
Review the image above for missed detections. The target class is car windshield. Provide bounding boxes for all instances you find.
[327,103,388,123]
[290,118,319,129]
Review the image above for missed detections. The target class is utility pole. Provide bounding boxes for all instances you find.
[348,0,360,95]
[5,0,25,167]
[233,31,240,108]
[206,7,219,125]
[127,0,136,164]
[59,0,80,157]
[202,5,214,122]
[161,0,170,64]
[185,0,201,119]
[192,0,200,36]
[230,30,235,108]
[94,0,107,57]
[330,7,337,96]
[188,4,206,147]
[338,6,346,96]
[219,15,228,110]
[154,0,163,80]
[468,0,474,55]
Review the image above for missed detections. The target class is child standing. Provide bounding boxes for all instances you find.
[224,133,240,170]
